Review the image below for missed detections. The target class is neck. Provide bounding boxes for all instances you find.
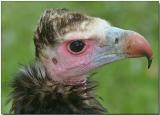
[10,61,106,114]
[63,75,87,86]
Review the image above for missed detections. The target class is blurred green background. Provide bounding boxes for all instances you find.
[2,1,158,114]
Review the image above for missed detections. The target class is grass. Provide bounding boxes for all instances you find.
[2,1,158,113]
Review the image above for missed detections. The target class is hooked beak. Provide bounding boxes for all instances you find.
[123,30,152,68]
[94,27,153,68]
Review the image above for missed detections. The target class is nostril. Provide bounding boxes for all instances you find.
[115,38,119,44]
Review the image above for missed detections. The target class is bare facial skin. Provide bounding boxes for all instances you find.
[35,9,152,85]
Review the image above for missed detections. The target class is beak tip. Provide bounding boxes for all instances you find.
[147,57,152,69]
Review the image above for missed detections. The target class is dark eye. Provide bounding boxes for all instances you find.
[69,40,85,53]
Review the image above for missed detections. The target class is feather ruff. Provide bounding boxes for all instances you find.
[9,62,106,114]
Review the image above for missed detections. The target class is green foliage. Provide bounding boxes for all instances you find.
[2,1,158,113]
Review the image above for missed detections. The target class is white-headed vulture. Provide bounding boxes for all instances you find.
[9,8,152,114]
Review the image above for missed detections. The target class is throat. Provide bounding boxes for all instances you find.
[52,74,88,86]
[63,75,87,86]
[41,60,88,86]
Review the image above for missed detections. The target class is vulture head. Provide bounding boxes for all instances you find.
[34,8,152,85]
[10,8,153,114]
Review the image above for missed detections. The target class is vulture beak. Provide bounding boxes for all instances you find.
[94,27,153,68]
[122,29,153,68]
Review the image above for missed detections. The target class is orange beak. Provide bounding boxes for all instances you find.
[123,31,153,68]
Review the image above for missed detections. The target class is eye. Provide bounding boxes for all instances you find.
[68,40,86,54]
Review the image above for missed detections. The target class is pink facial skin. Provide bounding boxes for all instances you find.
[40,23,153,85]
[42,39,99,85]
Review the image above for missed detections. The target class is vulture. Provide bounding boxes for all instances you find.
[9,8,153,114]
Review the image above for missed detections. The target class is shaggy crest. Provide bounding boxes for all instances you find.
[34,8,91,57]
